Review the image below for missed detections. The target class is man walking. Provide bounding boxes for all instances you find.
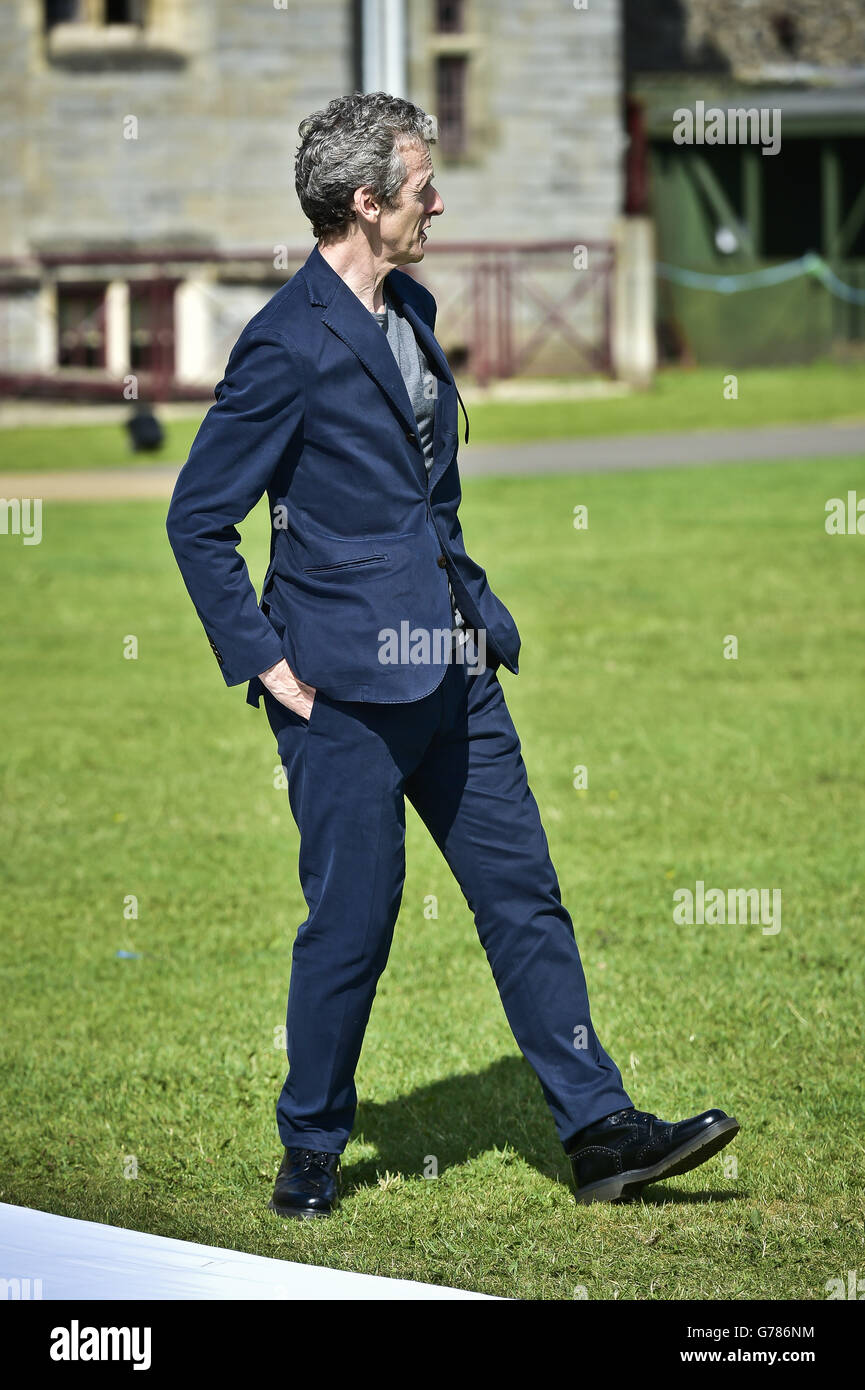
[166,93,739,1215]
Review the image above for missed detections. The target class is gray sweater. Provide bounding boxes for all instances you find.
[372,285,465,633]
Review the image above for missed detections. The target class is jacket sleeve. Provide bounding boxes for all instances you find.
[165,329,305,687]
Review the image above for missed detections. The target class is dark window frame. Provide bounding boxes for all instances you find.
[128,278,177,379]
[44,0,145,29]
[435,53,469,158]
[104,0,145,24]
[56,281,108,370]
[435,0,465,34]
[44,0,78,29]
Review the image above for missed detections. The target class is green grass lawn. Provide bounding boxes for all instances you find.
[1,360,864,471]
[1,455,863,1299]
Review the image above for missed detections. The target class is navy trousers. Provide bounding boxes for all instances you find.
[262,650,632,1154]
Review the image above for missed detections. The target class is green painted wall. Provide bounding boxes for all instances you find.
[648,139,865,364]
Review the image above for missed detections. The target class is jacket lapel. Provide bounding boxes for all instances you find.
[388,283,461,491]
[302,245,418,436]
[322,282,421,432]
[300,245,460,494]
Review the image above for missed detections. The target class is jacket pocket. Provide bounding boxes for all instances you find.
[303,554,388,573]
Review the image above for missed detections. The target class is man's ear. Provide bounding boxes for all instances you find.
[353,185,381,226]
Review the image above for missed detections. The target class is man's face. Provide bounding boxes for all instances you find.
[378,141,444,264]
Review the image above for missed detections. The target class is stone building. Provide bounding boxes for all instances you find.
[0,0,640,399]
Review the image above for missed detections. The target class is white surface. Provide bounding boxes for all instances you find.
[0,1203,494,1300]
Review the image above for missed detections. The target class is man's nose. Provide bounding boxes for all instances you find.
[431,188,444,216]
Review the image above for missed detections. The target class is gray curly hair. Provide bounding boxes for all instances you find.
[295,92,438,240]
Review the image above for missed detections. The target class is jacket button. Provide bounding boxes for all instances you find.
[437,554,448,568]
[406,430,416,443]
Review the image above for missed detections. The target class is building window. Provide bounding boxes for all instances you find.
[436,54,468,157]
[435,0,464,33]
[129,280,176,378]
[44,0,145,30]
[44,0,78,28]
[44,1,184,73]
[105,0,144,23]
[57,283,107,368]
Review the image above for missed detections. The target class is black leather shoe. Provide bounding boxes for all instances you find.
[268,1147,341,1220]
[566,1106,739,1204]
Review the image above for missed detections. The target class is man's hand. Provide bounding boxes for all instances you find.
[258,658,317,721]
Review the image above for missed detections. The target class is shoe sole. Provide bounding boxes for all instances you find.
[267,1197,338,1221]
[573,1115,740,1205]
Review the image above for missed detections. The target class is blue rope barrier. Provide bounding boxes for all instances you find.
[656,253,865,305]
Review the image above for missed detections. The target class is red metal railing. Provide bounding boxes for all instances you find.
[0,239,615,399]
[413,239,615,384]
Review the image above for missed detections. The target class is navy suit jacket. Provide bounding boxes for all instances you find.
[166,243,521,706]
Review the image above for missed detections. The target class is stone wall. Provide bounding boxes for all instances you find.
[1,0,623,257]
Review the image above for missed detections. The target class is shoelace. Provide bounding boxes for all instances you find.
[288,1148,337,1170]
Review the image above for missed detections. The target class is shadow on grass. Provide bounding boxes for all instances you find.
[347,1055,560,1187]
[344,1054,743,1206]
